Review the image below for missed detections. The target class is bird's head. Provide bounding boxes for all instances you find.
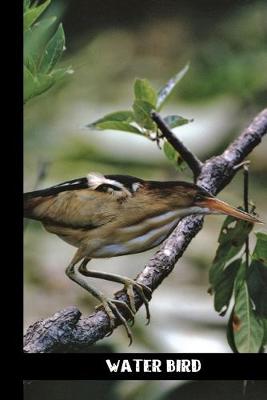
[138,180,263,224]
[93,174,262,224]
[188,185,262,223]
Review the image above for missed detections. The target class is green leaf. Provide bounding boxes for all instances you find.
[232,281,264,353]
[24,71,53,103]
[252,232,267,266]
[233,261,246,297]
[39,23,65,73]
[88,111,135,127]
[25,55,37,75]
[156,63,189,111]
[163,141,184,170]
[247,260,267,317]
[209,215,253,288]
[24,0,31,12]
[24,67,72,103]
[24,0,51,31]
[163,141,177,162]
[214,258,241,316]
[24,65,37,102]
[134,79,157,107]
[132,100,156,130]
[89,120,144,135]
[86,111,143,134]
[24,16,57,65]
[163,115,193,129]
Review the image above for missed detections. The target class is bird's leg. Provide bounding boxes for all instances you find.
[77,258,136,320]
[66,256,134,343]
[78,258,152,324]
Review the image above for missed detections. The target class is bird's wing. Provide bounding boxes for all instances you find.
[23,172,145,228]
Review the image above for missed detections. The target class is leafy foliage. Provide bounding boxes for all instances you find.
[86,65,192,168]
[24,0,51,31]
[163,115,193,129]
[163,141,184,170]
[210,214,267,353]
[209,216,253,292]
[247,233,267,318]
[134,78,157,108]
[24,0,72,103]
[232,278,265,352]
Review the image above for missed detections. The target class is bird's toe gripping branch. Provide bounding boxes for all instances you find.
[77,262,152,344]
[122,279,152,323]
[95,281,152,345]
[95,297,135,344]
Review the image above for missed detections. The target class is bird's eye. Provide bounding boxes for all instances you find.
[195,194,203,202]
[96,184,121,193]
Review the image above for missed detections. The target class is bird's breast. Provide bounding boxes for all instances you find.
[90,210,183,257]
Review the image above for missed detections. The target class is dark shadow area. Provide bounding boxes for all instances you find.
[24,380,118,400]
[23,380,267,400]
[168,380,267,400]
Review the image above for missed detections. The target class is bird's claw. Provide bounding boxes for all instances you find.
[95,298,134,345]
[124,280,152,325]
[95,280,152,344]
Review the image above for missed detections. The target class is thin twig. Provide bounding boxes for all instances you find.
[24,108,267,353]
[233,160,251,171]
[151,111,203,181]
[243,164,250,269]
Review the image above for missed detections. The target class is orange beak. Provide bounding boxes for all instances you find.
[197,197,263,224]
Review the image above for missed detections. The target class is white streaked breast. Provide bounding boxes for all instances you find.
[126,218,178,248]
[91,217,179,258]
[119,210,182,234]
[92,243,128,257]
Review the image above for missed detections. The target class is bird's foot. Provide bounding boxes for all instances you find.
[95,297,135,345]
[123,279,152,325]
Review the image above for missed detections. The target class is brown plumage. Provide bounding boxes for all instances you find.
[24,172,262,342]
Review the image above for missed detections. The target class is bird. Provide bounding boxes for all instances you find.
[24,172,262,341]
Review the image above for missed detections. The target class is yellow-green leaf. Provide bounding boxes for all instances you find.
[39,23,65,73]
[163,141,177,162]
[24,0,51,32]
[132,100,156,130]
[134,78,157,107]
[87,111,135,126]
[163,115,193,129]
[24,17,57,66]
[89,120,144,135]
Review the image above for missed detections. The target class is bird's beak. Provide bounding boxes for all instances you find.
[197,197,263,224]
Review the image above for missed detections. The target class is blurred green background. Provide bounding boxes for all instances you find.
[24,380,267,400]
[24,0,267,356]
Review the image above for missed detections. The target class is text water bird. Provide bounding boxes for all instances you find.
[24,172,262,342]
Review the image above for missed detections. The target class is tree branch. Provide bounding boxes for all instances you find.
[151,111,203,181]
[24,108,267,353]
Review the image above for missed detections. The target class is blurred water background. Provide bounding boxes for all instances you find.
[24,0,267,355]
